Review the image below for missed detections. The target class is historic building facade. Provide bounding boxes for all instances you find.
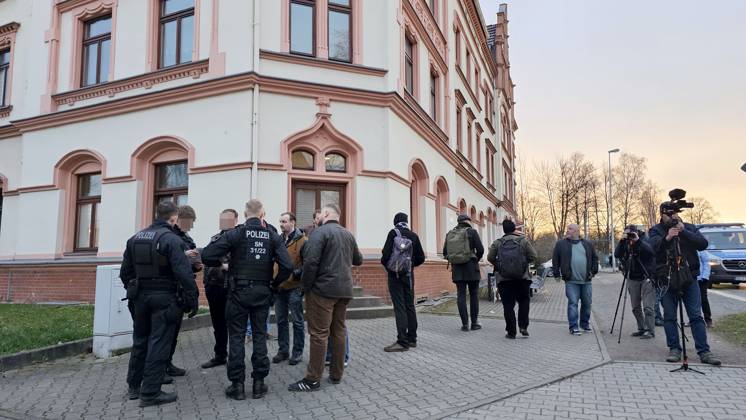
[0,0,518,303]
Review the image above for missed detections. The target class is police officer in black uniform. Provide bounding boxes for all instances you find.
[202,199,293,401]
[120,201,199,407]
[200,208,239,369]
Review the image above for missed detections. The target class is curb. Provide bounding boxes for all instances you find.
[0,338,93,372]
[430,359,612,420]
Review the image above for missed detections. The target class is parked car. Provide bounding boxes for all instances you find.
[698,223,746,285]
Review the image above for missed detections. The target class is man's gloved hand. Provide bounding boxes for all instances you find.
[185,292,199,318]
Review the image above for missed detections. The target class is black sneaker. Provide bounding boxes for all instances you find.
[570,329,582,336]
[288,378,320,392]
[289,355,302,365]
[699,352,722,366]
[655,319,664,327]
[272,353,289,364]
[505,333,516,339]
[582,326,593,333]
[225,382,246,400]
[631,330,646,337]
[461,325,470,332]
[666,348,682,363]
[201,357,226,369]
[519,329,529,337]
[139,391,177,407]
[471,323,482,331]
[252,379,268,399]
[640,331,655,339]
[161,375,173,385]
[407,341,417,348]
[166,363,186,377]
[383,342,409,352]
[127,385,140,400]
[328,377,341,385]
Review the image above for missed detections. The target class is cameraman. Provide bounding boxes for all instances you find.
[647,202,721,365]
[614,226,656,338]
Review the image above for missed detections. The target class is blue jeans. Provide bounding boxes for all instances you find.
[275,288,305,358]
[247,318,270,336]
[661,279,710,355]
[565,282,592,331]
[326,331,349,363]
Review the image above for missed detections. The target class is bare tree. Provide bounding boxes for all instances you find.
[638,180,662,229]
[687,197,720,225]
[515,156,545,241]
[612,153,647,230]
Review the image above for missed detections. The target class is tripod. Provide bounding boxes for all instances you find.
[668,236,704,375]
[609,244,632,344]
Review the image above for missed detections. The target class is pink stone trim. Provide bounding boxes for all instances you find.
[67,1,118,91]
[207,0,225,77]
[131,136,194,228]
[146,0,201,72]
[351,0,363,64]
[54,59,209,107]
[280,111,363,234]
[409,159,429,234]
[316,0,329,59]
[281,0,290,53]
[259,50,386,76]
[0,22,20,113]
[53,149,106,253]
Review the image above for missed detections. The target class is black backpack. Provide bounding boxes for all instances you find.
[497,238,527,280]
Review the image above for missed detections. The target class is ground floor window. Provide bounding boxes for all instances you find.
[154,160,188,216]
[74,173,101,251]
[292,181,346,228]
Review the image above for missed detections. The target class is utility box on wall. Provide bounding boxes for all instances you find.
[92,264,132,358]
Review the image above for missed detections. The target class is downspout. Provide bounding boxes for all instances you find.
[250,0,261,198]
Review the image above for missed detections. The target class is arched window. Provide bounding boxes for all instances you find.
[435,177,450,252]
[292,150,315,170]
[54,150,106,253]
[409,160,429,236]
[325,152,346,172]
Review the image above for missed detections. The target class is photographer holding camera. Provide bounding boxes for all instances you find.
[647,189,721,366]
[614,225,656,339]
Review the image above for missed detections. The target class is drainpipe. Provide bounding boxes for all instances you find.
[250,0,261,199]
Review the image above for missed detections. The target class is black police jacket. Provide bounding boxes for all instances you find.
[202,218,293,289]
[647,222,708,278]
[120,220,198,298]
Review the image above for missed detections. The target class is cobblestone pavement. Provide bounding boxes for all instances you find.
[423,278,568,324]
[0,314,605,420]
[449,362,746,420]
[592,272,746,365]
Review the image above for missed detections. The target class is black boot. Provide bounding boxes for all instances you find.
[166,363,186,377]
[200,357,227,369]
[225,382,246,400]
[139,391,177,407]
[127,385,140,400]
[252,379,268,399]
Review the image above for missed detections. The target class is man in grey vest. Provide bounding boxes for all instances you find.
[202,200,293,400]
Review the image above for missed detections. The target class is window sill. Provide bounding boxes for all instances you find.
[0,105,12,118]
[52,60,209,108]
[260,50,387,77]
[64,251,99,257]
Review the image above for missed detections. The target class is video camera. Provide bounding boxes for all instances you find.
[660,189,694,216]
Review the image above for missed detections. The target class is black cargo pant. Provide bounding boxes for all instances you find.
[205,284,228,360]
[168,313,183,364]
[497,279,531,336]
[226,283,272,384]
[127,291,181,396]
[387,271,417,347]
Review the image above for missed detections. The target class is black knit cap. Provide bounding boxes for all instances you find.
[502,219,516,234]
[393,212,408,225]
[457,214,471,223]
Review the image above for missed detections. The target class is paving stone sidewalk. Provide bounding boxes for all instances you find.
[449,362,746,420]
[423,277,568,324]
[0,314,605,420]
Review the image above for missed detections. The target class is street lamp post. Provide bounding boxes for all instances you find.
[608,148,620,271]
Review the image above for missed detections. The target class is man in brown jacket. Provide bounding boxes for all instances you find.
[272,212,308,366]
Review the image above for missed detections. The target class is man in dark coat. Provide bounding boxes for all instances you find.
[614,226,656,338]
[443,214,485,331]
[380,212,426,352]
[552,224,599,335]
[647,206,720,365]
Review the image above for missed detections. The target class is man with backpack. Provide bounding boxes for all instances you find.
[443,214,485,331]
[380,213,426,352]
[487,219,537,339]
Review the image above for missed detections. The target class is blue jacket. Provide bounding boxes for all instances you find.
[697,251,711,281]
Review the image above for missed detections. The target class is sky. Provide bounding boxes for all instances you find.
[479,0,746,223]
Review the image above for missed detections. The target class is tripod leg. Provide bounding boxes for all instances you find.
[618,281,629,344]
[610,276,627,334]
